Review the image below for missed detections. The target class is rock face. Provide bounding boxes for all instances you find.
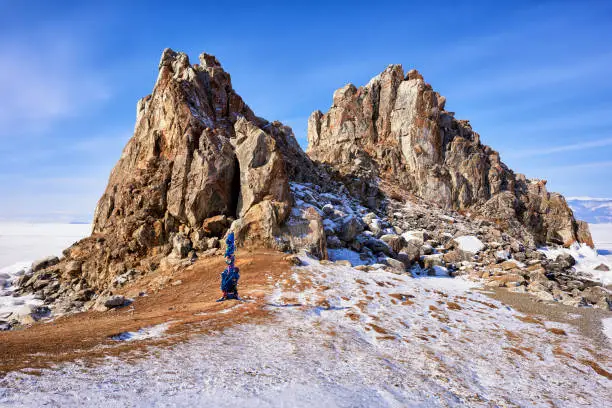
[307,65,592,248]
[71,49,314,290]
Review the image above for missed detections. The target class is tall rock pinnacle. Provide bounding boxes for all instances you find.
[307,65,592,248]
[81,48,320,289]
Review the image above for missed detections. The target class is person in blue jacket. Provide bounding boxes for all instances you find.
[218,232,240,301]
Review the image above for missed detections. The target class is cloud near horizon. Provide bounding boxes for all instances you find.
[506,137,612,158]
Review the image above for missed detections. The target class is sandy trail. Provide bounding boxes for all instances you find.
[0,249,290,374]
[486,287,612,348]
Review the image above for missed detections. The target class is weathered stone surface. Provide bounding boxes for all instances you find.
[339,216,365,242]
[283,255,303,266]
[233,117,292,218]
[581,286,611,310]
[64,261,83,277]
[201,215,230,238]
[307,66,592,247]
[575,220,594,248]
[172,234,192,259]
[380,234,405,253]
[555,253,576,268]
[384,257,406,271]
[32,256,59,272]
[60,49,316,291]
[103,295,127,308]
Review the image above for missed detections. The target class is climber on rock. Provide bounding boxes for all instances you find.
[217,232,240,301]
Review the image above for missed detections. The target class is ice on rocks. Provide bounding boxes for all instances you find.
[539,242,612,285]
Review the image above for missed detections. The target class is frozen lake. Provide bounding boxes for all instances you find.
[0,223,91,268]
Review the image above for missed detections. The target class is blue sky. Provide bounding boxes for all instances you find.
[1,0,611,222]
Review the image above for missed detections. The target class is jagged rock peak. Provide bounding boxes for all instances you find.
[74,48,321,290]
[307,64,592,248]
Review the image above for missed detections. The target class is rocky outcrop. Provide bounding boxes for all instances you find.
[307,65,592,248]
[66,49,313,291]
[10,49,601,324]
[230,117,293,246]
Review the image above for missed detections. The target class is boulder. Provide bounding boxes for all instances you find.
[104,295,127,308]
[326,235,343,249]
[339,216,365,242]
[576,220,594,248]
[364,238,393,256]
[581,287,611,310]
[442,249,462,264]
[283,255,303,266]
[555,253,576,268]
[202,215,230,238]
[64,261,83,277]
[13,304,51,325]
[402,241,421,263]
[380,234,405,253]
[500,260,519,271]
[397,250,419,267]
[594,263,610,272]
[32,256,59,272]
[420,244,434,256]
[491,274,525,287]
[452,236,485,255]
[368,218,383,237]
[401,231,428,245]
[279,206,328,260]
[233,117,292,218]
[172,234,192,258]
[384,257,406,272]
[322,204,334,216]
[422,254,444,269]
[207,237,220,249]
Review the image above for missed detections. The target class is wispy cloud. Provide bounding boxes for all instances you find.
[508,137,612,158]
[448,52,612,100]
[493,107,612,135]
[0,33,111,136]
[549,160,612,171]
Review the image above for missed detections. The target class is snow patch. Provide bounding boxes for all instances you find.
[602,317,612,344]
[327,248,370,266]
[454,235,485,253]
[111,322,171,341]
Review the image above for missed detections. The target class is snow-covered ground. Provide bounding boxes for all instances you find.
[0,223,611,407]
[0,223,91,325]
[1,255,611,407]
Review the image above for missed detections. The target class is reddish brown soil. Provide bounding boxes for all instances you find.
[0,249,290,374]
